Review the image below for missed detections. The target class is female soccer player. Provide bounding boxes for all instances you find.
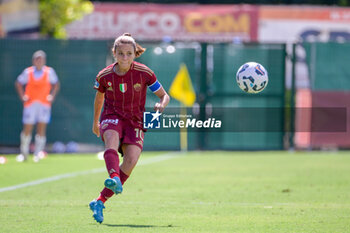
[89,33,170,223]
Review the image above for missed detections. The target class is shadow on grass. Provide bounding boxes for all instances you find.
[105,224,176,228]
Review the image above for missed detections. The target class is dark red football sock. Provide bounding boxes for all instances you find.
[96,193,107,203]
[98,188,114,203]
[104,149,120,178]
[120,169,129,185]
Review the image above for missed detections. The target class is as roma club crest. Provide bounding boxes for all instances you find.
[133,83,141,92]
[119,83,127,93]
[107,81,113,91]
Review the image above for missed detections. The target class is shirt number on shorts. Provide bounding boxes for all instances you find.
[134,128,144,140]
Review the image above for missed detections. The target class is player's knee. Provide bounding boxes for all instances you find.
[23,129,33,135]
[124,153,140,167]
[103,131,119,146]
[129,156,139,166]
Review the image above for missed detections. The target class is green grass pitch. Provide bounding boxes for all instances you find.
[1,151,350,233]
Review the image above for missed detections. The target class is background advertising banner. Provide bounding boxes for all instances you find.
[66,3,258,42]
[259,6,350,43]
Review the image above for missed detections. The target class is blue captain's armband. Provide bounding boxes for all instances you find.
[148,80,161,92]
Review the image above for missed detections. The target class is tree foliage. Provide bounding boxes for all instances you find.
[39,0,93,39]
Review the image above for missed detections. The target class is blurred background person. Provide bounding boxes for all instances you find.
[15,50,60,162]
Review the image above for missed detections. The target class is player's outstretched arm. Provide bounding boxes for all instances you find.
[153,86,170,112]
[92,91,105,137]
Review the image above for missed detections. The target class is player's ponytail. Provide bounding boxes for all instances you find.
[135,43,146,58]
[113,33,146,58]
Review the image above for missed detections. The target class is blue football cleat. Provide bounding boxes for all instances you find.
[104,176,123,195]
[89,200,105,224]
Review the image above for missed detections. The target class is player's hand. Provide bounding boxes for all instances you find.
[92,121,100,137]
[154,102,165,112]
[22,95,29,103]
[46,94,54,102]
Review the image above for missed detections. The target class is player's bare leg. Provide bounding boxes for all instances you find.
[120,144,142,176]
[36,122,47,137]
[33,122,47,162]
[23,123,34,135]
[17,124,33,162]
[103,129,120,152]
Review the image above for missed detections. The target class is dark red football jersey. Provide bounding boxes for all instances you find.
[94,61,159,128]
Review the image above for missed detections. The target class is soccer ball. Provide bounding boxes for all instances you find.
[236,62,268,94]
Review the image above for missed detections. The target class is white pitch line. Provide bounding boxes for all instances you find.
[137,151,183,165]
[0,152,182,193]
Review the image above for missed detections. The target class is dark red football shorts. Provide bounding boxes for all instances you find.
[99,115,144,153]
